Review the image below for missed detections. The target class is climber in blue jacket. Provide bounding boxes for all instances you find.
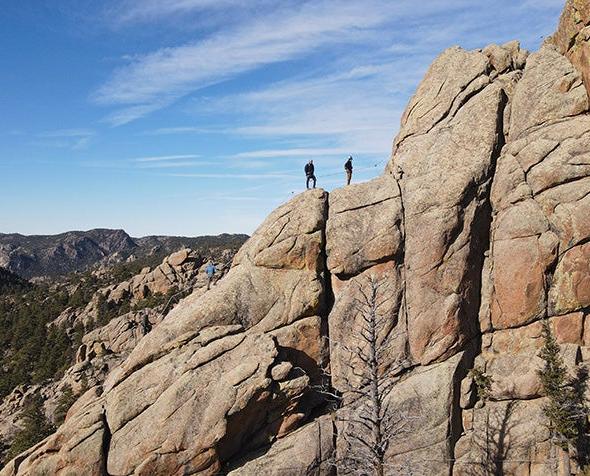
[206,262,216,290]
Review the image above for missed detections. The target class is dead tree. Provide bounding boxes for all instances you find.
[327,275,416,476]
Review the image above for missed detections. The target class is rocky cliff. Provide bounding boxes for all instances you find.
[2,2,590,475]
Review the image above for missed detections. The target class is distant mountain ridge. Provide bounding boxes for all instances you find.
[0,229,248,279]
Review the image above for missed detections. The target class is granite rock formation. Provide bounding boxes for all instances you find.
[3,2,590,475]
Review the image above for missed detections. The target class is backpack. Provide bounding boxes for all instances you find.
[304,163,311,174]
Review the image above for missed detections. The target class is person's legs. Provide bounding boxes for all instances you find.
[312,174,316,188]
[306,176,311,189]
[207,276,212,290]
[346,170,352,185]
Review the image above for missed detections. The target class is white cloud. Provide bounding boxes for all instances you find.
[130,154,208,168]
[111,0,239,23]
[96,0,557,127]
[230,147,352,159]
[104,102,168,127]
[36,128,96,150]
[168,172,298,180]
[131,154,200,162]
[95,1,394,124]
[198,59,414,156]
[136,161,210,169]
[38,128,95,138]
[148,126,224,135]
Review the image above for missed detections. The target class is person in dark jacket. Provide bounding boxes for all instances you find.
[304,160,316,189]
[344,156,353,185]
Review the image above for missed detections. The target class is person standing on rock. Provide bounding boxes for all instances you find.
[206,262,216,290]
[344,156,353,185]
[304,160,316,189]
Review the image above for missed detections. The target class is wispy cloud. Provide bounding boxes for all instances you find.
[36,128,96,150]
[131,154,200,162]
[130,153,207,169]
[136,161,210,169]
[94,1,394,124]
[197,60,412,156]
[168,172,298,180]
[37,128,95,138]
[230,147,352,159]
[147,126,224,135]
[107,0,249,25]
[104,102,168,127]
[96,0,561,129]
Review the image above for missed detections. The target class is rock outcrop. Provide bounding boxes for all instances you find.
[1,190,330,475]
[0,248,234,451]
[551,0,590,98]
[52,248,230,330]
[3,3,590,475]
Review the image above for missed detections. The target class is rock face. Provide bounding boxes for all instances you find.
[52,248,229,331]
[3,4,590,475]
[1,190,330,475]
[0,248,235,452]
[100,248,203,304]
[551,0,590,98]
[226,415,335,475]
[387,44,512,367]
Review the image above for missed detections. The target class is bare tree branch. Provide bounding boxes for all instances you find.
[323,275,417,476]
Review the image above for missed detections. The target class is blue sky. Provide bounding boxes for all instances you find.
[0,0,564,237]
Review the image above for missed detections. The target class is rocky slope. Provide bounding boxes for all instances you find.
[0,247,237,464]
[2,2,590,475]
[0,230,247,279]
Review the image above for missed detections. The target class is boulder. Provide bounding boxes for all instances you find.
[326,175,402,278]
[549,242,590,315]
[167,248,191,266]
[509,45,588,140]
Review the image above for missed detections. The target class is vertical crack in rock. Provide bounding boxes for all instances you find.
[100,407,112,476]
[319,191,341,465]
[395,175,412,364]
[320,192,335,375]
[448,88,509,475]
[449,343,480,476]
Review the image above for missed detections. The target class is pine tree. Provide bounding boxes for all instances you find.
[54,384,77,426]
[539,320,576,448]
[538,319,589,467]
[5,394,55,462]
